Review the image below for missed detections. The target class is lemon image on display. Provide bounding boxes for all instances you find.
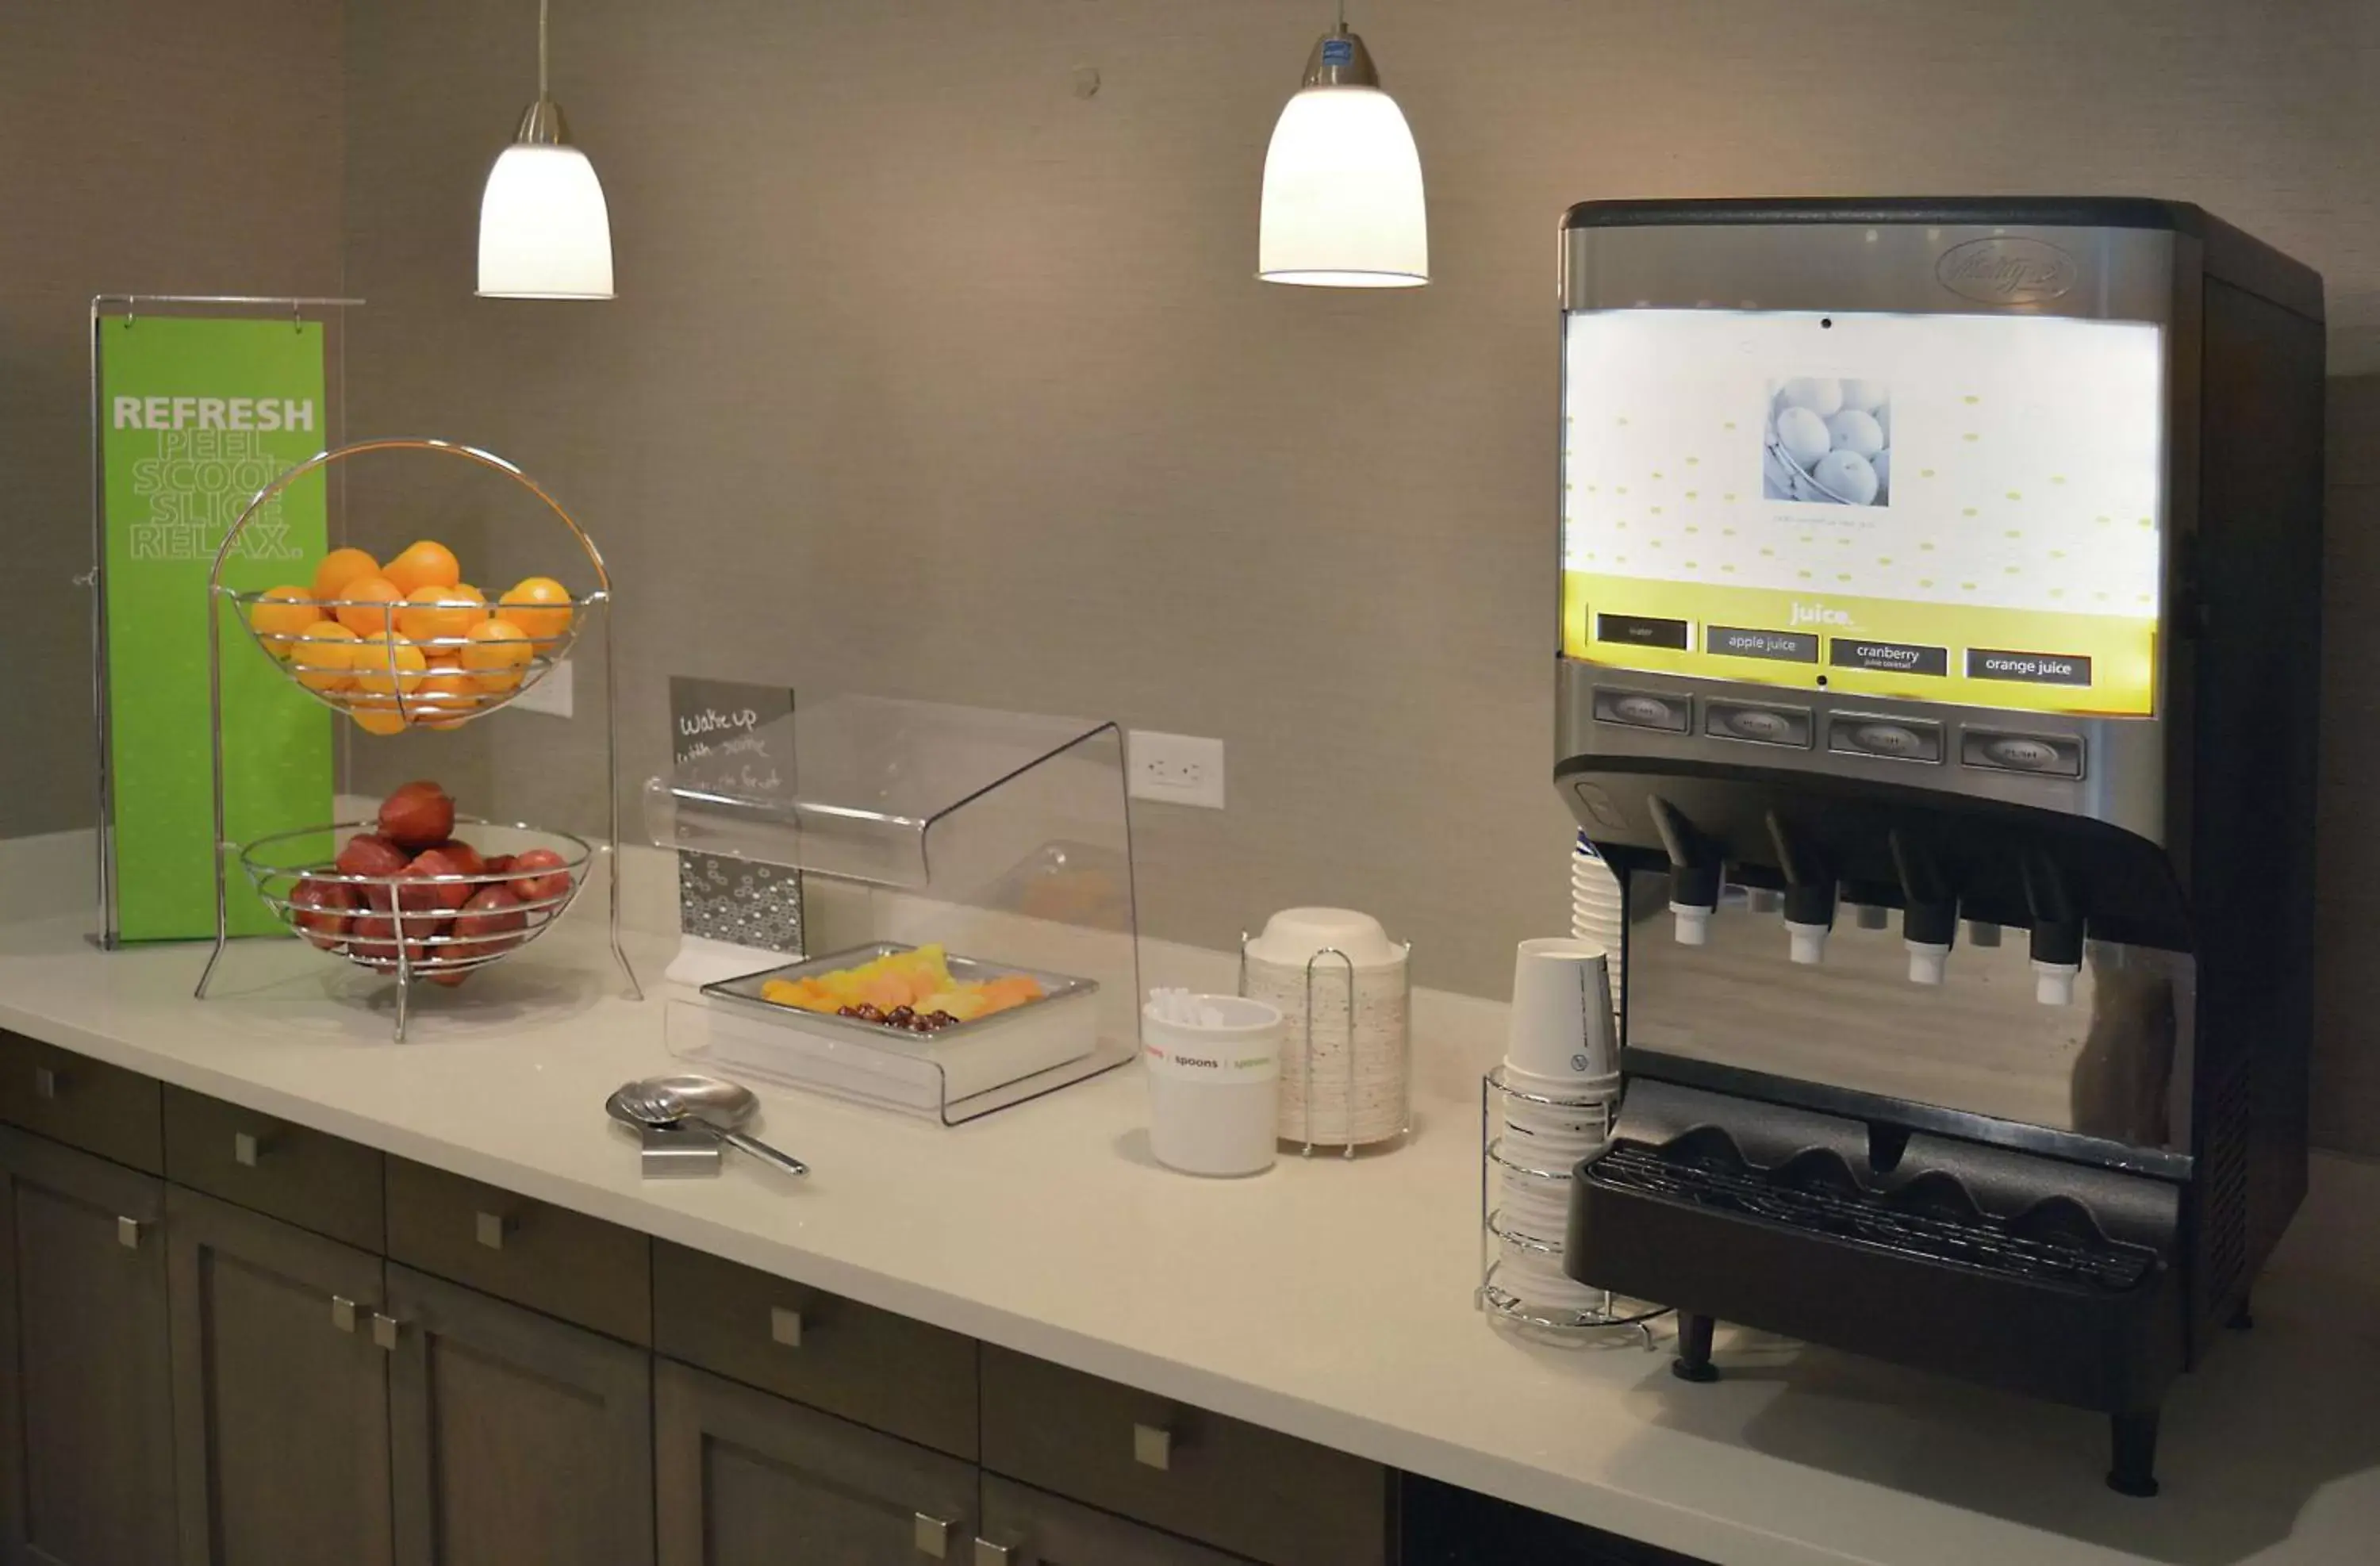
[1775,405,1831,468]
[1779,377,1844,417]
[1812,450,1879,505]
[1827,409,1885,459]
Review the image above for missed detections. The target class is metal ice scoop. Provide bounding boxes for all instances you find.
[605,1074,808,1177]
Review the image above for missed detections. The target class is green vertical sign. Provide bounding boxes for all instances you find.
[101,315,333,942]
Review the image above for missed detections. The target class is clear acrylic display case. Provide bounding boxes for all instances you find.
[646,695,1141,1123]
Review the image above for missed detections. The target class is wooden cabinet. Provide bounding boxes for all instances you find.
[0,1127,176,1566]
[163,1085,384,1250]
[981,1346,1392,1566]
[0,1043,1437,1566]
[165,1187,393,1566]
[652,1241,978,1459]
[654,1359,975,1566]
[977,1476,1259,1566]
[386,1265,653,1566]
[0,1034,162,1174]
[385,1157,651,1345]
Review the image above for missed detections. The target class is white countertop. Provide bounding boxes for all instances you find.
[0,886,2373,1566]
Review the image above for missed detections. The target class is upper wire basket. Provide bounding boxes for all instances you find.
[211,438,611,731]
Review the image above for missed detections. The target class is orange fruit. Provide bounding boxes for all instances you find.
[288,621,360,692]
[350,633,428,703]
[333,575,404,635]
[395,583,489,645]
[413,672,483,731]
[351,707,409,736]
[385,540,462,596]
[312,547,382,603]
[459,618,536,692]
[248,586,319,655]
[497,577,573,644]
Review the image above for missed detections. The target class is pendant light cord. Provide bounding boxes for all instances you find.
[538,0,550,101]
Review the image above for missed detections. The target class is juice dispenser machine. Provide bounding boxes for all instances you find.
[1554,199,2324,1495]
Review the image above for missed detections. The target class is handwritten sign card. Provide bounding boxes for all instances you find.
[669,677,803,957]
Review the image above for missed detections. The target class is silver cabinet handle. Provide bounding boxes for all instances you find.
[116,1215,143,1250]
[31,1065,59,1100]
[971,1540,1017,1566]
[769,1305,804,1348]
[474,1211,515,1250]
[232,1131,263,1168]
[370,1312,402,1350]
[912,1513,954,1559]
[1132,1421,1173,1471]
[331,1295,358,1333]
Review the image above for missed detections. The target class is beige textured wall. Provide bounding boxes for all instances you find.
[0,0,347,839]
[336,0,2380,1129]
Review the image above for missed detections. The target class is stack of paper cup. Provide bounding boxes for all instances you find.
[1492,936,1622,1316]
[1571,833,1625,1026]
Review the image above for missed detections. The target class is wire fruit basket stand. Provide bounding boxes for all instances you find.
[194,438,640,1038]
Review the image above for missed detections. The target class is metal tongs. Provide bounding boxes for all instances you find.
[605,1074,808,1177]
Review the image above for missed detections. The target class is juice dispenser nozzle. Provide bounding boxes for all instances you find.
[1765,813,1834,965]
[1890,831,1957,985]
[1649,796,1722,945]
[2021,853,2084,1006]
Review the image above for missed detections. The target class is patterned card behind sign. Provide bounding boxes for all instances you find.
[670,677,803,955]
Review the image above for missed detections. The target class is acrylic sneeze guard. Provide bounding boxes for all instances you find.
[646,694,1142,1123]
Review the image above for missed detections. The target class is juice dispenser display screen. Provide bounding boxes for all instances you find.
[1560,309,2164,716]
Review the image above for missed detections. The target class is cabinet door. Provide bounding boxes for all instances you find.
[386,1265,653,1566]
[654,1359,975,1566]
[0,1127,175,1566]
[166,1186,392,1566]
[977,1476,1258,1566]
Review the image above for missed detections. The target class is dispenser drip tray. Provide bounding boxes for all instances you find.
[1587,1141,2156,1293]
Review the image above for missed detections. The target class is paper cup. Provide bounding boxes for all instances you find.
[1506,938,1619,1082]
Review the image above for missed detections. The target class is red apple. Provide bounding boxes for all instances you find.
[483,853,517,877]
[508,847,572,908]
[335,833,409,911]
[427,967,472,988]
[451,883,527,959]
[290,877,360,950]
[403,847,478,912]
[378,780,455,851]
[349,914,435,970]
[431,839,486,878]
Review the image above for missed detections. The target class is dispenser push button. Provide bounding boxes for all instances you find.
[1591,687,1690,732]
[1705,701,1812,748]
[1827,716,1942,763]
[1961,729,2085,777]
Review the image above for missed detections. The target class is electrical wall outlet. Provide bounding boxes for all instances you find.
[1127,730,1224,808]
[511,658,574,718]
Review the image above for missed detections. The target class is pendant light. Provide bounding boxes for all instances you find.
[1257,2,1429,288]
[477,0,614,299]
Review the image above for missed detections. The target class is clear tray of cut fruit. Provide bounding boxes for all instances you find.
[233,538,597,733]
[696,943,1101,1102]
[241,781,589,986]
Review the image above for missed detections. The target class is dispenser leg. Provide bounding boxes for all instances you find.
[2107,1411,2160,1498]
[1672,1312,1720,1384]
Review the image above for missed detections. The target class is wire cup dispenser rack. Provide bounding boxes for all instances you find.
[646,695,1143,1125]
[1478,1064,1669,1344]
[194,437,640,1039]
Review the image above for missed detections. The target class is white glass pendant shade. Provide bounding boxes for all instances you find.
[1258,86,1428,287]
[478,144,614,299]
